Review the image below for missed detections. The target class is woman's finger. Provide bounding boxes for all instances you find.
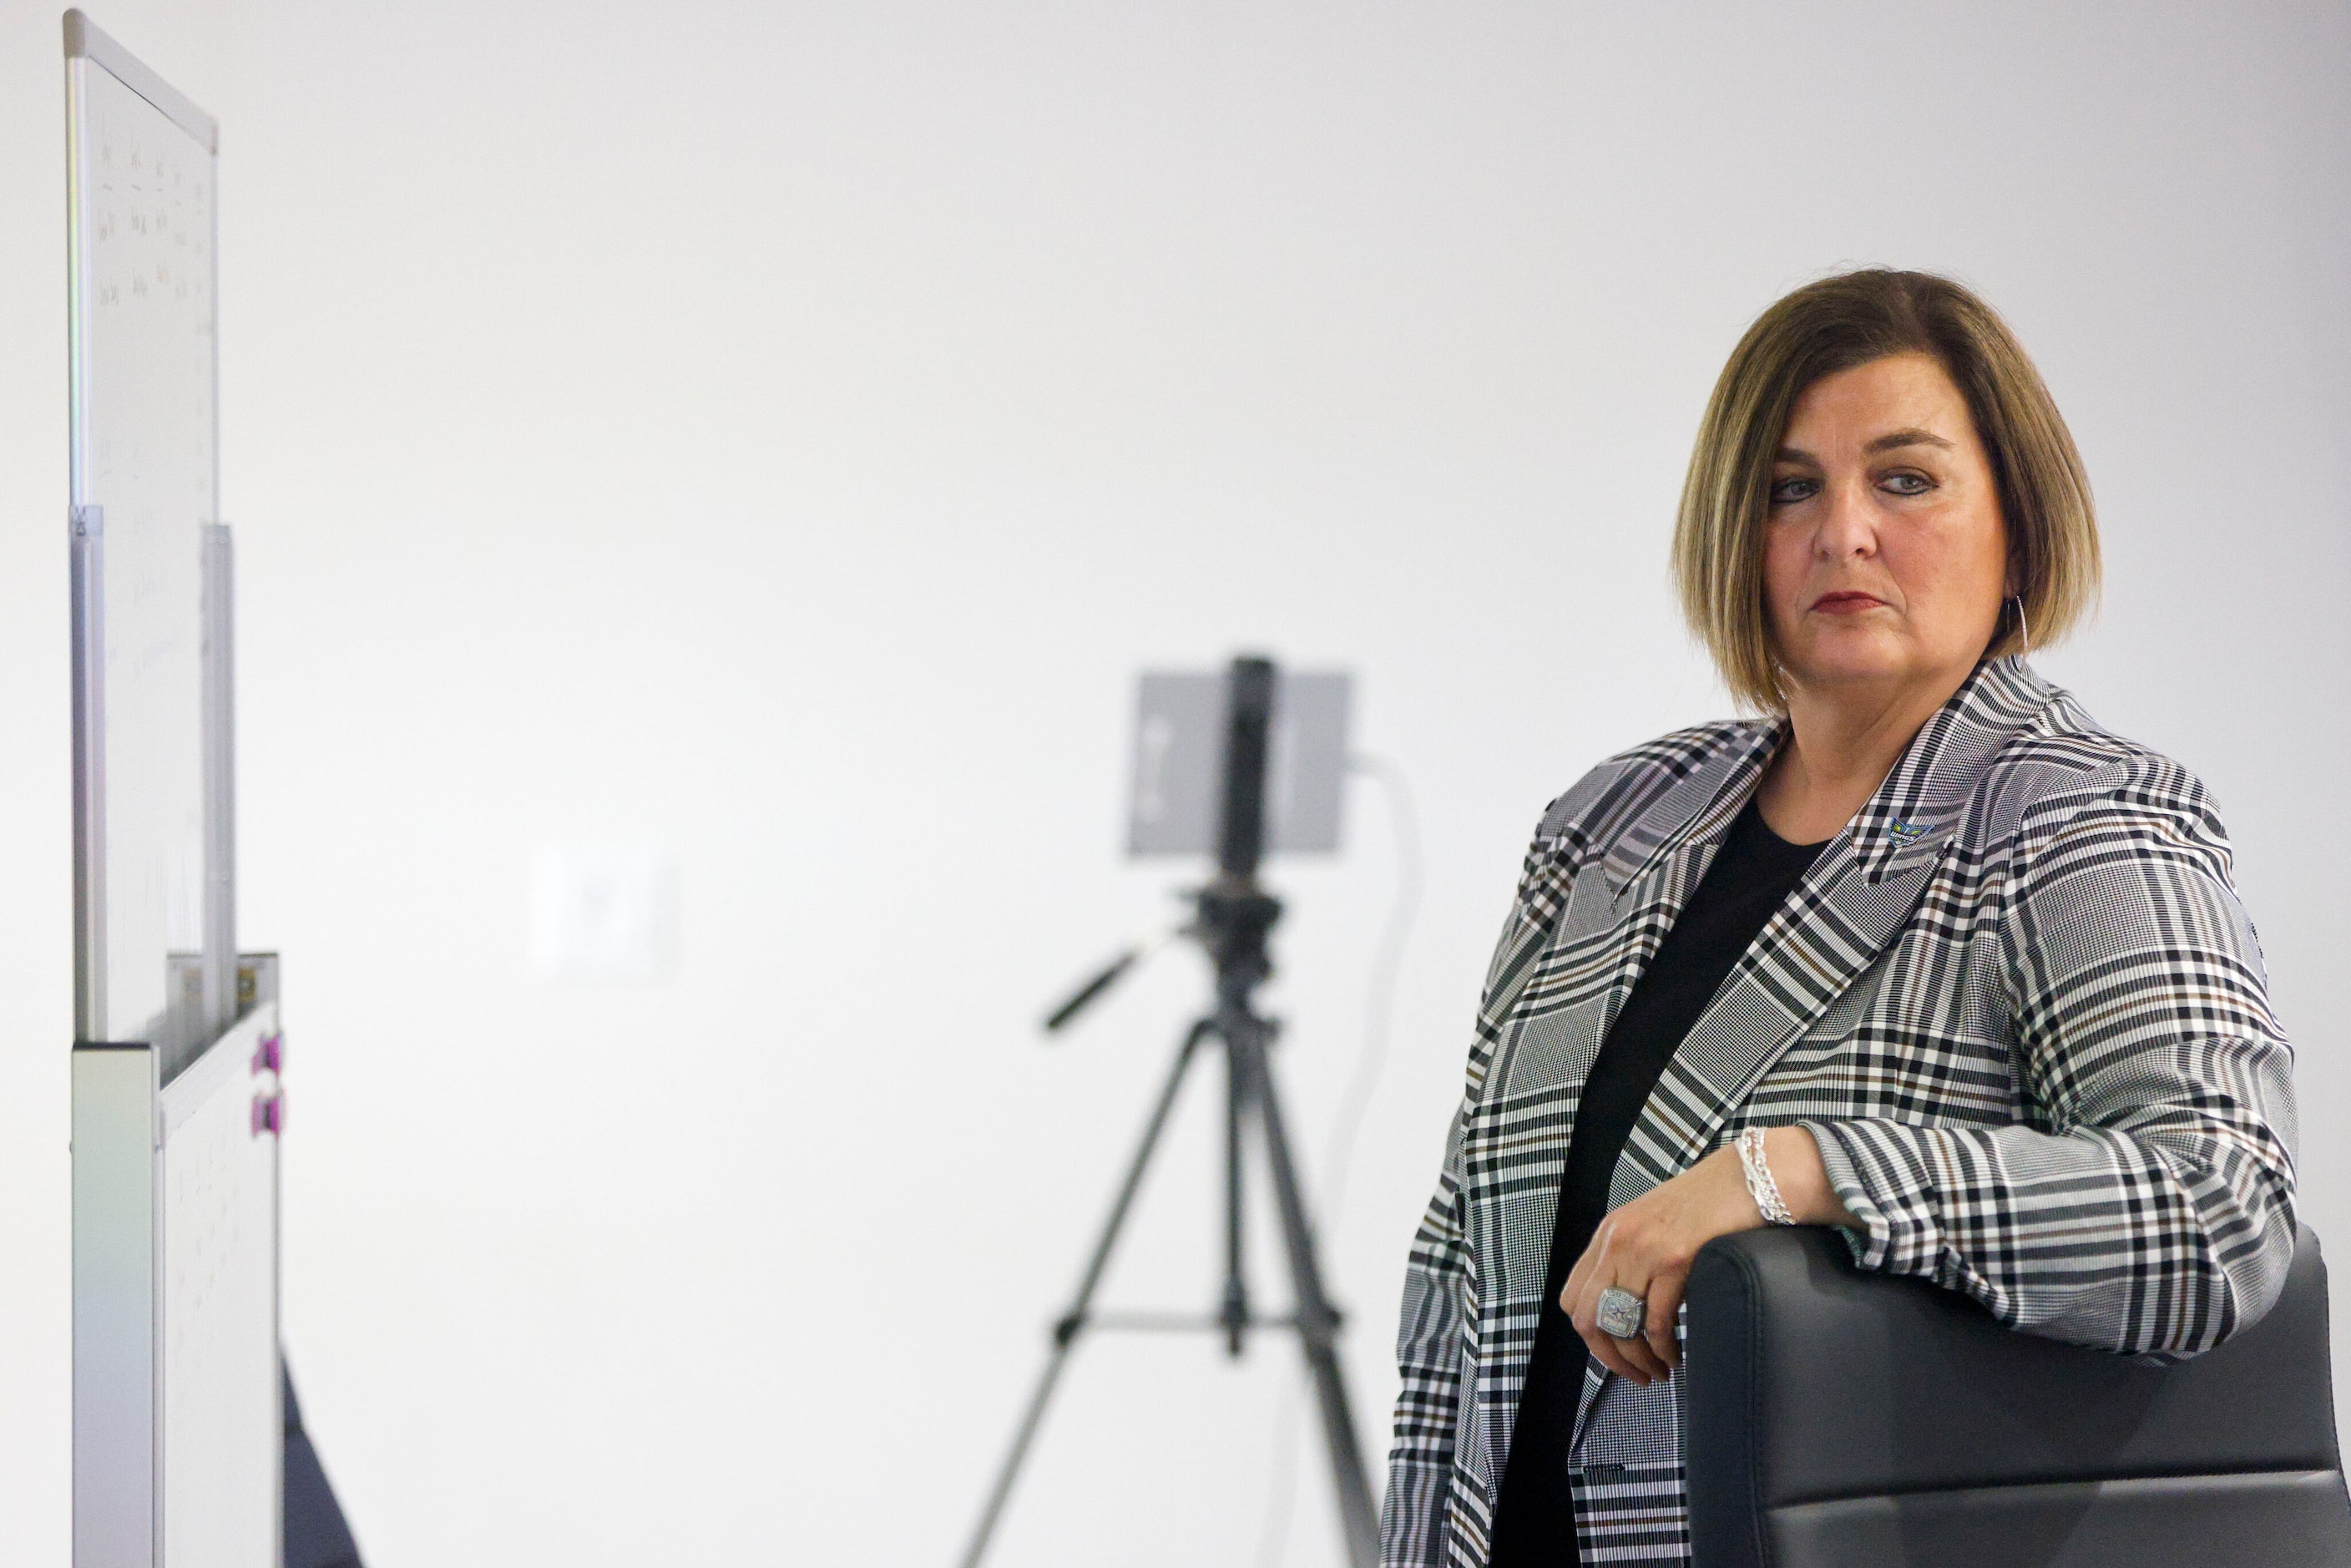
[1578,1318,1652,1384]
[1575,1287,1669,1384]
[1559,1256,1590,1326]
[1560,1223,1617,1339]
[1563,1266,1634,1381]
[1574,1218,1677,1383]
[1643,1263,1689,1372]
[1560,1220,1604,1316]
[1615,1323,1671,1383]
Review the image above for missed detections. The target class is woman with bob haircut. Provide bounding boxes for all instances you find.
[1381,268,2298,1567]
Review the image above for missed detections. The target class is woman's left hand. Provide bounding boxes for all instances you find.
[1560,1126,1855,1384]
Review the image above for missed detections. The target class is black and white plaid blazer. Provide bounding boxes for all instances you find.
[1380,656,2299,1566]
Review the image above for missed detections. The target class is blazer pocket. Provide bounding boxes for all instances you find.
[1569,1371,1681,1469]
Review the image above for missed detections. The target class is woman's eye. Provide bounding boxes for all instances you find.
[1769,476,1818,504]
[1880,470,1933,496]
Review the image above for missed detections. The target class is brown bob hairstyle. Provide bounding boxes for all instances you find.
[1672,268,2100,712]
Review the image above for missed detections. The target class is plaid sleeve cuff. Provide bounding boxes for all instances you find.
[1800,1118,1947,1277]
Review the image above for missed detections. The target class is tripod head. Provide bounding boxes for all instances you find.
[1047,655,1285,1034]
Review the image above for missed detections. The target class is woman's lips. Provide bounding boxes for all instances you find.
[1811,591,1888,615]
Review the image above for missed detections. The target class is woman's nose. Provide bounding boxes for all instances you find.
[1813,479,1878,559]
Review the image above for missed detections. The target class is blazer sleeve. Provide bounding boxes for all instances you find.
[1805,755,2300,1358]
[1381,792,1595,1565]
[1380,1101,1472,1567]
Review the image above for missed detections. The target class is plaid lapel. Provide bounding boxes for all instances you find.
[1848,655,2053,883]
[1596,724,1782,904]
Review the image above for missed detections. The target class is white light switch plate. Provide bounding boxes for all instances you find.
[530,843,677,983]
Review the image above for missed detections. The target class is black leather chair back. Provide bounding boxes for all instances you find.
[1683,1224,2351,1567]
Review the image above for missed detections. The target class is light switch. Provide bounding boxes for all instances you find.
[529,843,678,983]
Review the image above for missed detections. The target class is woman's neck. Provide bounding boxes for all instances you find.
[1754,665,1976,845]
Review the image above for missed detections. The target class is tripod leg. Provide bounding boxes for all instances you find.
[1230,1019,1382,1568]
[1221,1032,1249,1357]
[958,1019,1213,1568]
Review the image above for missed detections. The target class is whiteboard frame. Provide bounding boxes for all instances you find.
[63,12,218,155]
[65,7,230,1050]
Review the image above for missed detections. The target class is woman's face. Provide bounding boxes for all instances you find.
[1763,352,2010,706]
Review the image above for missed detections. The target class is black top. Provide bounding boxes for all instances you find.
[1487,798,1826,1565]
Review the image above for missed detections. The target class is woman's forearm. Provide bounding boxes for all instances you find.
[1800,1113,2294,1354]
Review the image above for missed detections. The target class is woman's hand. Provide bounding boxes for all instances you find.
[1560,1126,1856,1384]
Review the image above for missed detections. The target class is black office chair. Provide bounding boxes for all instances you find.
[1683,1224,2351,1567]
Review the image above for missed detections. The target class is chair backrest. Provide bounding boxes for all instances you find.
[1682,1224,2351,1568]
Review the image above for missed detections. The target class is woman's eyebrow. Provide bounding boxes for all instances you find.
[1775,429,1953,467]
[1862,427,1955,455]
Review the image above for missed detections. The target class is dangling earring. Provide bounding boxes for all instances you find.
[2010,594,2031,654]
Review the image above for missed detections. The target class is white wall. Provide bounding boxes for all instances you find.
[2,3,2346,1563]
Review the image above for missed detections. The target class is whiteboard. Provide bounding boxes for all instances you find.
[68,8,224,1059]
[66,16,276,1568]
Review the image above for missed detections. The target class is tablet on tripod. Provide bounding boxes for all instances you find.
[1125,668,1352,858]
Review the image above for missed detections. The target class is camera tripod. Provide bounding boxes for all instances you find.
[957,659,1380,1568]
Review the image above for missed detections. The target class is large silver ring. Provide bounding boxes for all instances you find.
[1595,1286,1646,1340]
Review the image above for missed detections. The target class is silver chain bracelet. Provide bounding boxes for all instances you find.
[1737,1127,1797,1226]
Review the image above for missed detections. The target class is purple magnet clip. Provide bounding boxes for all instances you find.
[251,1093,284,1137]
[251,1031,283,1075]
